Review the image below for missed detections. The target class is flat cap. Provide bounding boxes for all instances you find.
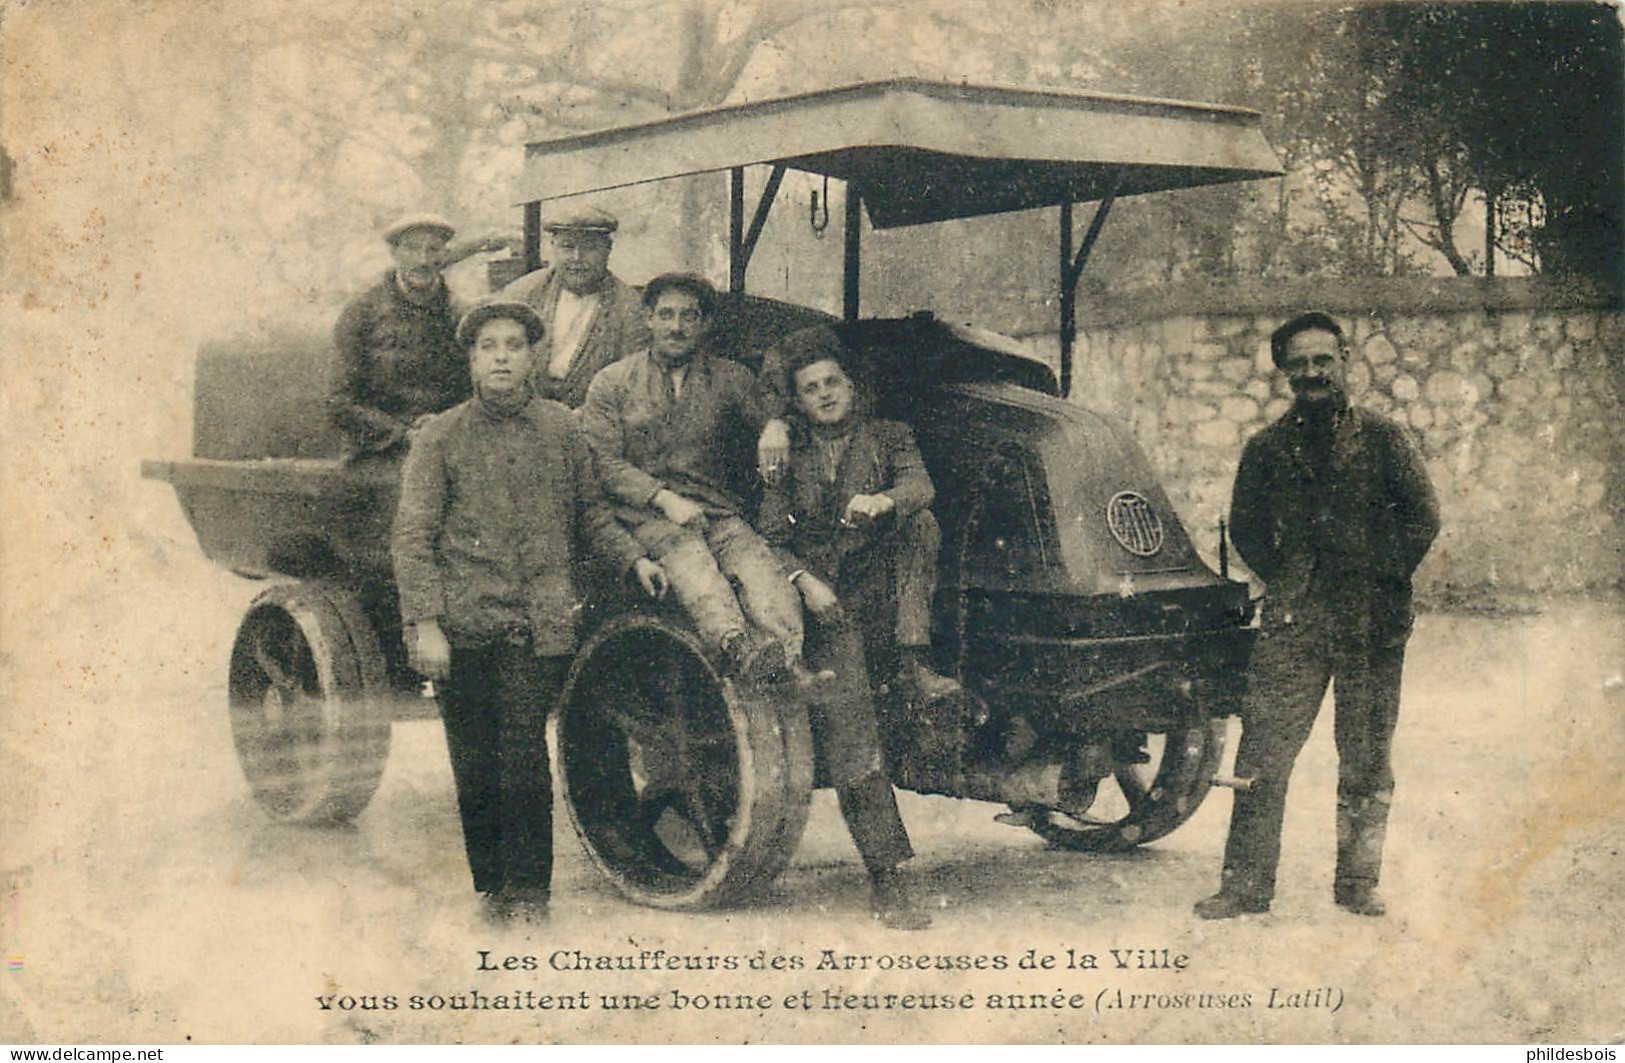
[542,205,618,234]
[383,212,456,245]
[641,272,717,316]
[456,300,546,349]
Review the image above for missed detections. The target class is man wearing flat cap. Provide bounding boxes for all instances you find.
[392,299,668,924]
[581,272,813,685]
[1195,310,1439,921]
[330,212,514,455]
[500,205,649,410]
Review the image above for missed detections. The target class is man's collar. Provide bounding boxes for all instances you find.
[473,384,532,419]
[649,348,705,373]
[808,417,860,443]
[556,283,601,303]
[558,275,609,298]
[1289,395,1350,428]
[390,269,446,307]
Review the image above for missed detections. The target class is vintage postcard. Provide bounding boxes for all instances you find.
[2,0,1621,1046]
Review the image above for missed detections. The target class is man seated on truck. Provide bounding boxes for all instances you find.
[756,325,960,704]
[392,299,668,925]
[498,205,648,410]
[580,272,817,686]
[330,212,513,455]
[755,326,943,928]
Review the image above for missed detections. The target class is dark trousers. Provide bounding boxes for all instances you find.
[438,644,568,898]
[1221,600,1407,901]
[803,613,915,873]
[895,510,940,649]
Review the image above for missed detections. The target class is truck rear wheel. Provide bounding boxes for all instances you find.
[227,582,392,824]
[557,614,814,909]
[1020,716,1225,852]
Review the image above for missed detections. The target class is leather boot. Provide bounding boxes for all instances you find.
[870,865,932,930]
[1334,884,1386,916]
[1193,889,1270,920]
[1334,790,1391,917]
[901,647,961,704]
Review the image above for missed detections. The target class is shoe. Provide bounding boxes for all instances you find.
[506,888,551,925]
[902,652,962,704]
[479,891,513,926]
[720,632,788,685]
[789,658,837,690]
[1193,890,1270,920]
[870,866,932,931]
[1334,885,1386,917]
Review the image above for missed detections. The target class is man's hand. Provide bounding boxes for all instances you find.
[843,492,895,526]
[654,489,707,530]
[793,572,845,623]
[634,557,669,600]
[757,418,791,485]
[405,619,451,680]
[405,412,436,443]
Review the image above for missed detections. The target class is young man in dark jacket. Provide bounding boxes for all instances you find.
[755,328,959,703]
[755,325,936,930]
[392,300,666,924]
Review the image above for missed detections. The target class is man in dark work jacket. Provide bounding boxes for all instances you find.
[331,212,511,454]
[392,300,667,924]
[756,333,936,930]
[1195,311,1439,921]
[581,272,808,684]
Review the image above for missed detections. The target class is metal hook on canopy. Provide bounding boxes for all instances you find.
[809,174,830,238]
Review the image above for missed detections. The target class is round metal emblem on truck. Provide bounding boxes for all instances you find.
[1107,491,1165,557]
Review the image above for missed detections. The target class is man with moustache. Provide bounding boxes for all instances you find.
[392,300,668,925]
[1195,311,1439,921]
[331,212,512,455]
[499,206,648,410]
[756,328,936,929]
[581,273,812,685]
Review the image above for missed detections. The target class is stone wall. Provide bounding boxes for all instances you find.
[1035,277,1623,601]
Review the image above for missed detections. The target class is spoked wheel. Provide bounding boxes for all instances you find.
[227,582,391,824]
[1021,715,1226,852]
[557,614,814,909]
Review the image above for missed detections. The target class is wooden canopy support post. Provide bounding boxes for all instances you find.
[728,164,787,295]
[1057,173,1122,399]
[844,187,862,323]
[523,202,542,274]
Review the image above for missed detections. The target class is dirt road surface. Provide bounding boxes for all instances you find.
[3,515,1621,1044]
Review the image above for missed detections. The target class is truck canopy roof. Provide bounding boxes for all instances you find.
[514,78,1282,227]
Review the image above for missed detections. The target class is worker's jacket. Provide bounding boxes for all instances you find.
[1230,402,1440,645]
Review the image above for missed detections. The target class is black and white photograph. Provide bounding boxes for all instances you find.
[1,0,1621,1046]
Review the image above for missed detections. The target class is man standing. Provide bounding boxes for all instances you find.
[331,212,511,454]
[757,325,959,701]
[500,206,648,409]
[392,300,667,924]
[581,272,809,684]
[757,331,936,929]
[1195,311,1439,920]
